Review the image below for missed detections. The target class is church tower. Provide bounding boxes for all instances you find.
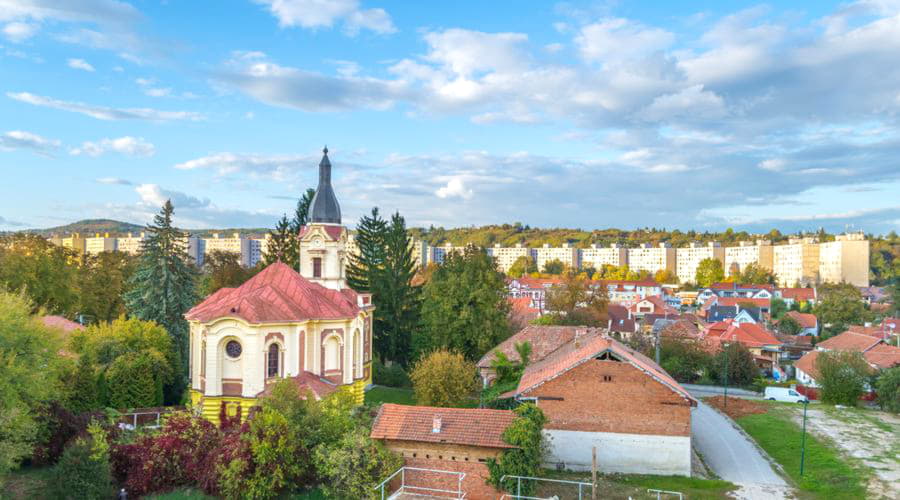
[298,147,350,290]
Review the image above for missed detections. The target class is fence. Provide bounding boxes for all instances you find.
[374,466,466,499]
[116,406,184,430]
[498,475,593,500]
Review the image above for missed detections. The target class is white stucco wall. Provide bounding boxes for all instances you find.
[543,429,691,477]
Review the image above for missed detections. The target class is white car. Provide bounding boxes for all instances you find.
[764,386,809,403]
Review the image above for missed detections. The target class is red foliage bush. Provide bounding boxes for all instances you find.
[32,401,108,466]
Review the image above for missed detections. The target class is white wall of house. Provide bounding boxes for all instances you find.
[542,429,691,476]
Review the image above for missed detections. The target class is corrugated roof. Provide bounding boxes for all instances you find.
[370,404,517,449]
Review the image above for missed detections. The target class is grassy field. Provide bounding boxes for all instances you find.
[365,385,415,405]
[535,470,737,499]
[736,405,868,499]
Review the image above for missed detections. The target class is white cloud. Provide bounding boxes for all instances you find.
[435,177,474,200]
[71,136,155,157]
[576,18,674,64]
[67,57,94,71]
[174,152,314,180]
[7,91,205,121]
[96,177,132,185]
[758,158,786,171]
[0,130,59,153]
[144,87,171,97]
[253,0,395,35]
[2,21,37,42]
[640,84,726,120]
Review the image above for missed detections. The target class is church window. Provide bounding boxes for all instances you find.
[225,340,242,359]
[313,257,322,278]
[324,336,340,371]
[267,343,280,378]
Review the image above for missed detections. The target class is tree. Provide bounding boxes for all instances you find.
[489,341,532,385]
[123,200,198,404]
[66,354,99,414]
[315,428,403,500]
[875,366,900,413]
[77,251,136,323]
[770,297,788,320]
[289,188,317,234]
[410,349,479,407]
[199,250,260,297]
[507,255,537,278]
[544,274,608,326]
[262,214,298,269]
[654,269,678,284]
[695,258,725,287]
[541,258,565,275]
[346,207,387,293]
[658,338,713,383]
[487,404,547,496]
[814,283,870,338]
[0,233,79,315]
[371,212,421,366]
[418,246,510,360]
[739,263,777,285]
[50,421,112,500]
[816,351,871,406]
[0,291,64,479]
[711,343,757,387]
[777,315,802,336]
[107,352,163,408]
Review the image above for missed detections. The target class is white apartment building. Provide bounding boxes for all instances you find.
[117,232,147,254]
[724,240,774,276]
[533,243,577,272]
[429,242,468,265]
[488,243,530,272]
[202,232,251,267]
[627,243,676,275]
[818,233,869,287]
[773,237,820,287]
[676,242,725,284]
[247,235,271,268]
[183,236,203,266]
[85,233,117,254]
[61,233,86,255]
[410,239,428,268]
[579,244,627,270]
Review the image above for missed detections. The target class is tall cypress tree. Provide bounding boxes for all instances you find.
[371,212,421,366]
[263,214,299,268]
[123,200,198,404]
[289,188,317,234]
[346,207,387,292]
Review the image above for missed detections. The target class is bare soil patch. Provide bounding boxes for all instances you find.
[704,396,768,419]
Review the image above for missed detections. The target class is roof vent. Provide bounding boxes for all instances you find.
[230,307,237,313]
[432,416,442,434]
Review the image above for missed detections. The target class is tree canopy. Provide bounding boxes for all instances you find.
[695,258,725,287]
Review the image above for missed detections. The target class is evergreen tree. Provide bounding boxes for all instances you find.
[371,212,421,366]
[289,188,317,234]
[346,208,387,293]
[263,214,299,269]
[67,354,99,414]
[123,200,198,404]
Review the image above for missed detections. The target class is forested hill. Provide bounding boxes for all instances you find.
[26,219,145,236]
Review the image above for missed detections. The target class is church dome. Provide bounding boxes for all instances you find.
[310,146,341,224]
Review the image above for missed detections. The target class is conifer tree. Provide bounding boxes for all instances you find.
[263,214,299,268]
[346,207,387,292]
[289,188,317,234]
[123,200,198,404]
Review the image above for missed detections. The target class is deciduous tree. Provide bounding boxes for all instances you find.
[814,283,870,338]
[817,350,871,406]
[411,349,479,407]
[507,255,537,278]
[77,251,136,323]
[0,234,79,315]
[199,250,260,297]
[695,258,725,287]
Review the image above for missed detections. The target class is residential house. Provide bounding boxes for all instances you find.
[776,287,817,308]
[370,404,516,499]
[702,320,783,376]
[629,295,678,319]
[795,330,900,398]
[783,311,818,336]
[706,305,761,324]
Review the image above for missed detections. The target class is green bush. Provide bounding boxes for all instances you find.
[106,351,163,408]
[710,343,757,387]
[875,366,900,413]
[487,403,547,495]
[50,421,112,500]
[315,428,403,499]
[373,358,411,388]
[817,351,870,406]
[411,349,479,407]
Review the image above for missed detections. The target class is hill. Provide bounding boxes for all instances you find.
[27,219,146,236]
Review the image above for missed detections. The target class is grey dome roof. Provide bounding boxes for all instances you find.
[310,146,341,224]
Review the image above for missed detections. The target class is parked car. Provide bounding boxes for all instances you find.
[764,386,808,403]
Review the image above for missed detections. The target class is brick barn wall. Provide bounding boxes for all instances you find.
[383,440,505,499]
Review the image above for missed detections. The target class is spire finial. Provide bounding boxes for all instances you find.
[323,145,328,155]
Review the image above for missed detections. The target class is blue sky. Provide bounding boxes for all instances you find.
[1,0,899,234]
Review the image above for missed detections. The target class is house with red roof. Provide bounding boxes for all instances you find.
[185,149,375,423]
[795,330,900,398]
[783,311,819,336]
[702,319,783,375]
[370,404,517,499]
[507,335,697,476]
[776,287,817,307]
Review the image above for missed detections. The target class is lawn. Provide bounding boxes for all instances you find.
[535,469,736,499]
[1,465,53,499]
[736,405,868,499]
[365,385,415,405]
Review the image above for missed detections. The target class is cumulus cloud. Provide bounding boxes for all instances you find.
[435,177,474,200]
[253,0,395,35]
[2,21,37,42]
[575,18,674,64]
[0,130,60,154]
[71,136,155,157]
[66,57,94,71]
[7,92,205,121]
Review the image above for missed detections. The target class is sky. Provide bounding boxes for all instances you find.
[1,0,899,234]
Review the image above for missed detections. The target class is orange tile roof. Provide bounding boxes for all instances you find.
[710,282,775,291]
[713,297,771,309]
[847,325,893,339]
[779,288,816,301]
[257,372,339,400]
[817,331,882,352]
[863,343,900,370]
[514,335,696,406]
[370,404,517,449]
[703,320,782,348]
[185,261,362,324]
[477,325,603,368]
[784,311,818,329]
[795,350,821,380]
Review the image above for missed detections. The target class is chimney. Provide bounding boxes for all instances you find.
[432,416,442,433]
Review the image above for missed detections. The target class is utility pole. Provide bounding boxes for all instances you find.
[800,399,809,476]
[591,446,598,500]
[723,342,729,411]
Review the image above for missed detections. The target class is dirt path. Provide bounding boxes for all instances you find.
[786,405,900,500]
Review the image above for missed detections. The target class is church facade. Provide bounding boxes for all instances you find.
[185,148,374,422]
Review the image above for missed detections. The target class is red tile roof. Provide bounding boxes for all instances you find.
[779,288,816,301]
[795,350,821,380]
[712,297,771,309]
[257,372,339,400]
[784,311,818,329]
[864,343,900,370]
[477,325,603,369]
[710,282,775,292]
[298,224,343,241]
[41,315,84,333]
[847,325,893,339]
[370,404,517,449]
[514,335,697,406]
[817,331,882,352]
[185,261,361,324]
[702,320,782,348]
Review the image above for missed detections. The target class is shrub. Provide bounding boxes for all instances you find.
[411,349,479,407]
[817,351,871,406]
[710,343,757,387]
[66,354,100,414]
[106,351,164,408]
[487,403,547,495]
[315,428,403,499]
[778,316,802,336]
[50,421,112,500]
[373,358,412,388]
[659,338,712,383]
[31,401,106,466]
[876,366,900,413]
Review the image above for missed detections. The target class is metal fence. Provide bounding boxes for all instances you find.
[373,466,467,499]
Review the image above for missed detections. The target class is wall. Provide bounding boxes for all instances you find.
[544,429,691,476]
[383,440,504,499]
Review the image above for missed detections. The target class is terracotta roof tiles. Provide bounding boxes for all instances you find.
[370,404,517,449]
[817,331,882,352]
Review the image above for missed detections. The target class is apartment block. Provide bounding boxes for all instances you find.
[247,235,271,268]
[85,233,117,254]
[533,243,577,272]
[429,243,467,265]
[676,242,725,284]
[818,233,869,287]
[202,232,251,266]
[61,233,86,255]
[579,243,627,270]
[117,232,147,254]
[488,243,530,272]
[724,240,774,275]
[627,243,676,275]
[410,239,428,268]
[773,238,820,287]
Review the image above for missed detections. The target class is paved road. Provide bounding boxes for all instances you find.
[683,383,762,399]
[692,400,788,498]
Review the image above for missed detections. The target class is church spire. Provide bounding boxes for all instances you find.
[309,145,341,224]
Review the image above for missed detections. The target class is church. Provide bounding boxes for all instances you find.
[186,148,374,421]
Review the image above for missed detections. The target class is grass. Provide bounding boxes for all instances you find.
[736,405,868,499]
[537,469,736,499]
[146,489,215,499]
[365,385,415,405]
[1,465,54,499]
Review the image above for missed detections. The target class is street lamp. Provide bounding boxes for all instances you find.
[723,342,729,411]
[800,399,809,476]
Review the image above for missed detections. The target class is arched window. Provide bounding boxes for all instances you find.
[352,330,360,377]
[324,336,340,371]
[267,343,280,378]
